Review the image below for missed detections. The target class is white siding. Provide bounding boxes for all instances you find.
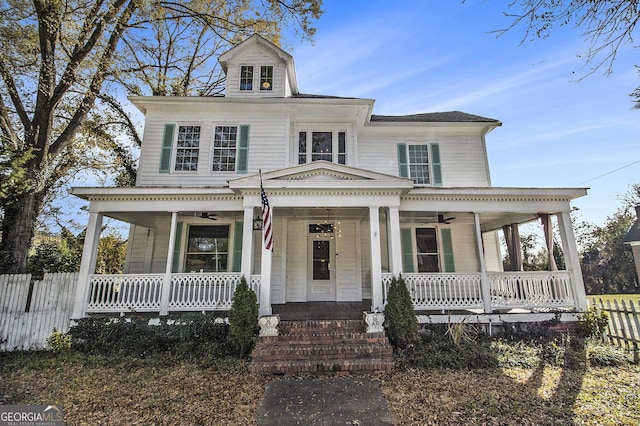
[270,217,286,304]
[335,221,361,301]
[356,127,491,187]
[225,52,287,99]
[449,225,480,272]
[124,225,155,274]
[137,110,289,187]
[483,231,503,272]
[360,218,372,299]
[285,220,306,302]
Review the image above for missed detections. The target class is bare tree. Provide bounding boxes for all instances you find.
[482,0,640,107]
[0,0,322,273]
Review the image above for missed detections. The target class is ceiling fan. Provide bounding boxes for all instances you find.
[438,214,456,224]
[200,212,218,220]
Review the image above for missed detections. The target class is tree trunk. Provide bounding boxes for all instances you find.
[0,190,45,273]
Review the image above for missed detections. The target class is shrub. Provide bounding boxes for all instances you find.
[384,276,419,348]
[69,314,232,361]
[576,306,609,339]
[46,328,71,351]
[227,276,258,357]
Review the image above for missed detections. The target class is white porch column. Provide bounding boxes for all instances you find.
[369,206,383,311]
[259,234,273,316]
[160,212,178,316]
[72,211,103,318]
[387,206,402,276]
[557,211,588,310]
[474,213,492,313]
[241,206,255,280]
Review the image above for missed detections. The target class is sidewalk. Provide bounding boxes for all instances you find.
[256,377,397,425]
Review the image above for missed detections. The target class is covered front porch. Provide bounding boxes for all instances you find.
[71,163,588,320]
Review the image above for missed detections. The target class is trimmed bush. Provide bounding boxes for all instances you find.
[227,276,258,357]
[69,314,232,361]
[46,328,71,351]
[384,275,419,348]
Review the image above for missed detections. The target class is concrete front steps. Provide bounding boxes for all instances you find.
[249,319,395,375]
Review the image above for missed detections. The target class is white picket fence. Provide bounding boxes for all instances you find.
[0,273,78,351]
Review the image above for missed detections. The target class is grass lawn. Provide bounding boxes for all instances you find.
[1,351,639,425]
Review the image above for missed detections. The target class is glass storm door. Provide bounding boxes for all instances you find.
[307,237,336,301]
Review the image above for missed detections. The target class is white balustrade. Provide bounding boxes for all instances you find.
[488,271,574,308]
[383,271,576,311]
[383,273,484,310]
[86,274,164,312]
[85,273,261,314]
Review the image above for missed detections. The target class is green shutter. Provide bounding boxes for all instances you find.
[232,221,243,272]
[431,143,442,186]
[400,228,414,273]
[397,144,408,178]
[171,221,183,273]
[440,228,455,272]
[160,124,175,173]
[237,125,249,174]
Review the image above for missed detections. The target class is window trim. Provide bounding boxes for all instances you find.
[401,225,455,273]
[260,65,273,91]
[240,65,254,91]
[398,142,442,186]
[183,223,232,273]
[297,128,348,165]
[172,124,202,173]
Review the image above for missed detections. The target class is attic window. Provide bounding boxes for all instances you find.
[260,66,273,90]
[240,66,253,90]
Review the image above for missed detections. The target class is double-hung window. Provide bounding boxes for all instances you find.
[400,227,455,273]
[185,225,230,272]
[240,66,253,90]
[212,125,249,173]
[174,125,201,171]
[260,66,273,90]
[298,130,347,165]
[397,143,442,186]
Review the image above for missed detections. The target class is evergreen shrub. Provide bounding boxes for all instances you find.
[227,276,258,357]
[384,275,419,348]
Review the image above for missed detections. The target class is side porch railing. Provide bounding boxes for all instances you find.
[382,271,577,312]
[85,273,261,314]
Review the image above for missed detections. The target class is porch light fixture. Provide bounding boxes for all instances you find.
[253,217,262,231]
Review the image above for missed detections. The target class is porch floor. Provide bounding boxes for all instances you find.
[272,301,371,321]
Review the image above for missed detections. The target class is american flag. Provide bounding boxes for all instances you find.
[260,172,273,251]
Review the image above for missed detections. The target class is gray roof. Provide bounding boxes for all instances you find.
[624,209,640,244]
[370,111,499,123]
[292,93,362,100]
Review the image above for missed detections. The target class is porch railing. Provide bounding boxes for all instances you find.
[382,273,484,310]
[488,271,574,309]
[382,271,577,311]
[85,273,261,314]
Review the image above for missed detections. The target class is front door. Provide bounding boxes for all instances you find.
[307,237,336,301]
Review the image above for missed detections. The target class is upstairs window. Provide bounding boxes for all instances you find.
[213,126,238,172]
[298,130,347,164]
[212,125,250,173]
[397,143,442,186]
[174,125,200,171]
[260,66,273,90]
[240,66,253,90]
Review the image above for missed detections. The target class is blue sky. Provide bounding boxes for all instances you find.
[284,0,640,226]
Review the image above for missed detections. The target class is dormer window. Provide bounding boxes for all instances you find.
[240,66,253,90]
[260,66,273,90]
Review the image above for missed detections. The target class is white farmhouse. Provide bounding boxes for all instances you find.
[71,35,588,324]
